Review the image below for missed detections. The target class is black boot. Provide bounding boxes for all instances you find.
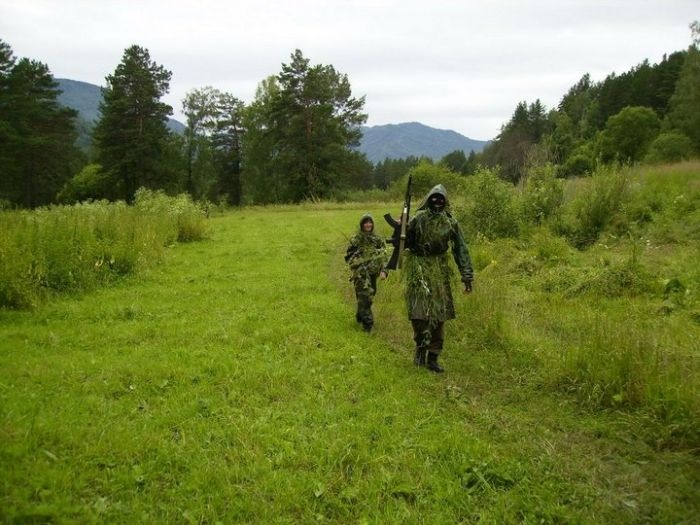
[414,348,426,366]
[426,352,444,373]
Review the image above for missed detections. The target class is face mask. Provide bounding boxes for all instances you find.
[429,195,445,212]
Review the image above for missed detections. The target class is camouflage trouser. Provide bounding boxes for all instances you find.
[354,274,378,328]
[411,319,445,354]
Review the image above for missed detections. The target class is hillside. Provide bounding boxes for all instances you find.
[360,122,488,163]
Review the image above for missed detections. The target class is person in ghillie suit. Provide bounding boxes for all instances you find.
[405,185,473,372]
[345,214,388,332]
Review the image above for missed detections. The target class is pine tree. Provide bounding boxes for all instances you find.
[93,45,173,201]
[243,50,367,202]
[0,40,80,207]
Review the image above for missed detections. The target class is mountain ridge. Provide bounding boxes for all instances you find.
[56,78,489,162]
[359,122,488,163]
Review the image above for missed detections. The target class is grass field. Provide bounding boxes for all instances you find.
[1,194,699,522]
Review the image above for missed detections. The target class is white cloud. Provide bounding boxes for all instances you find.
[1,0,697,139]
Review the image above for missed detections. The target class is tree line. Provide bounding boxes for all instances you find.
[480,21,700,182]
[1,22,698,209]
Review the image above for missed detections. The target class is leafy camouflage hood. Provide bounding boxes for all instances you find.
[359,213,374,232]
[417,184,450,211]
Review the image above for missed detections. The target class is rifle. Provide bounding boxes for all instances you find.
[383,174,412,270]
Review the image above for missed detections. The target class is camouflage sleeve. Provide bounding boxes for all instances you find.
[345,235,359,263]
[451,220,474,282]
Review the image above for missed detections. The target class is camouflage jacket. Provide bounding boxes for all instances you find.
[345,215,388,278]
[404,185,473,321]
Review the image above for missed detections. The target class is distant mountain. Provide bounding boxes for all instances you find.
[56,78,186,136]
[358,122,488,164]
[56,79,487,161]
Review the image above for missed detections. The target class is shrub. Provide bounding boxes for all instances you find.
[389,161,466,202]
[133,188,208,243]
[56,163,115,204]
[559,152,594,178]
[520,164,564,224]
[456,168,519,240]
[547,312,699,446]
[565,258,654,298]
[565,166,631,248]
[645,132,695,164]
[597,106,661,163]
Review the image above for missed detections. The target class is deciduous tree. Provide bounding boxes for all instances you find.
[598,106,661,163]
[182,87,219,198]
[212,93,245,205]
[665,22,700,153]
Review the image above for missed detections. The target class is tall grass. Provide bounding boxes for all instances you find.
[542,305,699,448]
[0,189,207,309]
[446,161,698,448]
[1,179,699,522]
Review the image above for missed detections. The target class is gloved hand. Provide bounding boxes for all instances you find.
[464,279,473,293]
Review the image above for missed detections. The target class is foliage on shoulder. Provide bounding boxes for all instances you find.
[0,190,207,309]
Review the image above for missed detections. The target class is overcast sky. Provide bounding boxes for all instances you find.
[1,1,697,140]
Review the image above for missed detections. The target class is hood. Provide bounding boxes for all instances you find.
[417,184,450,211]
[359,213,374,232]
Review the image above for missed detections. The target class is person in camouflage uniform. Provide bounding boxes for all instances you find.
[345,214,388,332]
[405,184,473,372]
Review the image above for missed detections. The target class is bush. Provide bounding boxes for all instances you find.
[565,258,654,298]
[389,160,466,202]
[645,132,695,164]
[133,188,208,243]
[520,164,564,224]
[456,168,519,240]
[564,166,631,248]
[547,311,699,446]
[597,106,661,163]
[559,152,594,178]
[56,163,115,204]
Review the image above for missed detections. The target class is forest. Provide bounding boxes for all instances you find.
[1,22,699,209]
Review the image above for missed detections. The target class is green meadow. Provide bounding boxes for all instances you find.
[1,164,699,523]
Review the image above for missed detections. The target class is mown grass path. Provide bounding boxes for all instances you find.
[2,206,698,523]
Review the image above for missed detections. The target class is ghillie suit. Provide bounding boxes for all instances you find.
[404,185,473,371]
[345,214,388,331]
